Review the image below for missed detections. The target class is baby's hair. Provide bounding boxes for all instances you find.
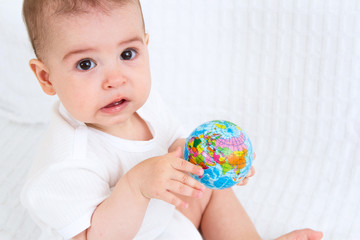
[22,0,145,60]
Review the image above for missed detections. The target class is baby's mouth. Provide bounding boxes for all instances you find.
[103,99,126,109]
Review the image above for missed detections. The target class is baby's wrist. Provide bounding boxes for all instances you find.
[124,170,149,202]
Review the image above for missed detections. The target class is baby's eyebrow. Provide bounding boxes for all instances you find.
[118,36,144,47]
[62,36,144,62]
[62,48,95,62]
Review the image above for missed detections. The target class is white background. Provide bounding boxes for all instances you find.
[1,0,359,239]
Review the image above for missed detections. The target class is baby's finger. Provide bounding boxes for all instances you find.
[237,177,249,186]
[168,180,204,198]
[172,171,205,190]
[171,158,204,176]
[161,190,189,208]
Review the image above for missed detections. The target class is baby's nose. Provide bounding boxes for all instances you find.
[102,68,127,89]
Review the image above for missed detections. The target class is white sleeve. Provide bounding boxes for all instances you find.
[21,161,110,239]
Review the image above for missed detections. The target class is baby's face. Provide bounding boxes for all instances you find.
[41,2,151,134]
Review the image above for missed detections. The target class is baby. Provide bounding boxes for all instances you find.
[21,0,323,239]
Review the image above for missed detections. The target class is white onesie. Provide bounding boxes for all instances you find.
[21,91,203,240]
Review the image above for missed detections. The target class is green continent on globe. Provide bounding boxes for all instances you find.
[184,120,253,189]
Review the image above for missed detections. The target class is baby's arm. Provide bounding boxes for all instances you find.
[73,170,149,240]
[74,148,205,240]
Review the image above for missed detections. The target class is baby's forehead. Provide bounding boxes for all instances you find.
[45,0,144,30]
[27,0,144,60]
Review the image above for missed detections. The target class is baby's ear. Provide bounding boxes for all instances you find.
[29,59,56,95]
[145,33,149,46]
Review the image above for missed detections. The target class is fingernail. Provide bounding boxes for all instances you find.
[198,169,204,175]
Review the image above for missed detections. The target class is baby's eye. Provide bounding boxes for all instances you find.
[120,49,137,60]
[76,59,96,71]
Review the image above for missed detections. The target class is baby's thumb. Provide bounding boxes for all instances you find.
[169,146,183,158]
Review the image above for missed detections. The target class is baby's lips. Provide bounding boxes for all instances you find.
[103,99,126,108]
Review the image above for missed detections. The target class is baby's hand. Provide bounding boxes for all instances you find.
[237,152,256,186]
[128,147,205,208]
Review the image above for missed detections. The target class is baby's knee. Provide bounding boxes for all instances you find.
[175,188,213,228]
[200,188,213,210]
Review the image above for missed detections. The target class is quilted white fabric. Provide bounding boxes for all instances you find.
[0,0,359,239]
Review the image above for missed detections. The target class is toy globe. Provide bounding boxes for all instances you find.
[184,120,253,189]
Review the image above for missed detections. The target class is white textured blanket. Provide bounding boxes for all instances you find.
[1,0,359,239]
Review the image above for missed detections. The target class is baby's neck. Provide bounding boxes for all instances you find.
[87,113,153,141]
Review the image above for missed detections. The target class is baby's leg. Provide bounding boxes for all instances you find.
[199,188,261,239]
[177,188,322,240]
[177,188,261,240]
[175,187,212,229]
